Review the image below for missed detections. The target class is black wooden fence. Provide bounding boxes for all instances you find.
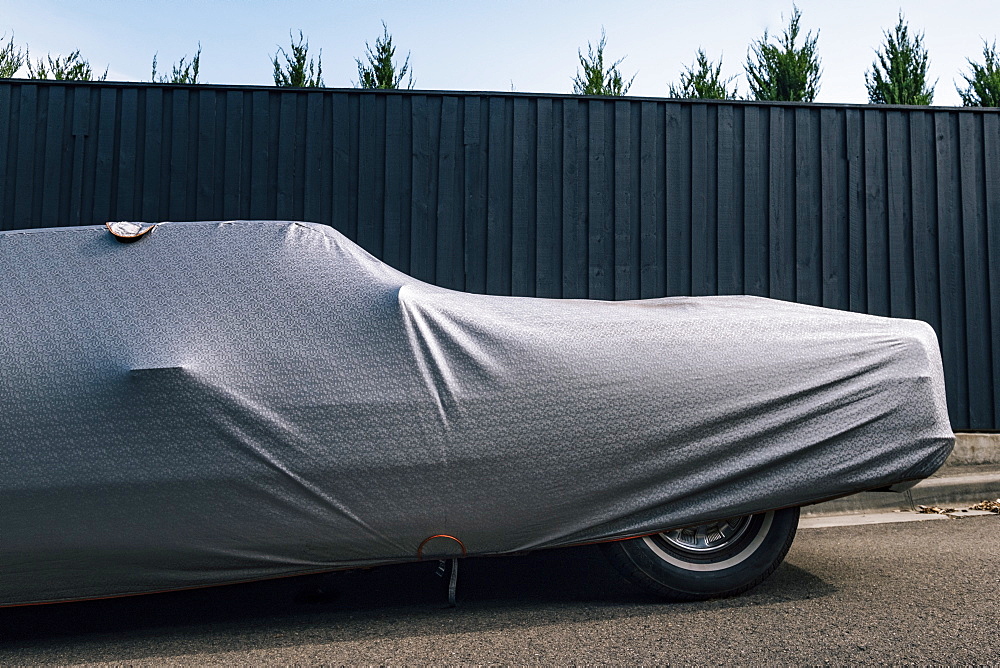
[1,80,997,430]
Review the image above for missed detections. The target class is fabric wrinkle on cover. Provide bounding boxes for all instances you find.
[0,220,954,606]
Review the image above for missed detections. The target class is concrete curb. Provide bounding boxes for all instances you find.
[803,433,1000,517]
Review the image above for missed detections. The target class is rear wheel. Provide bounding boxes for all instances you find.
[600,507,800,601]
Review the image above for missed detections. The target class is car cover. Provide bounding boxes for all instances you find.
[0,220,954,606]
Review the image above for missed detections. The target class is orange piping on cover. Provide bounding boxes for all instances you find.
[416,534,467,559]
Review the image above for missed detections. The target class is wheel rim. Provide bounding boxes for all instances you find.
[659,516,753,554]
[641,511,775,571]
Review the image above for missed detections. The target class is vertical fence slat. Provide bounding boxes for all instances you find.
[985,113,1000,430]
[373,96,387,242]
[846,108,866,313]
[639,101,661,298]
[886,111,914,318]
[76,88,97,226]
[665,102,690,296]
[959,113,993,427]
[437,95,464,291]
[275,93,297,222]
[356,94,380,255]
[329,93,351,237]
[562,98,587,299]
[410,95,438,284]
[462,96,487,293]
[587,100,612,300]
[511,97,536,297]
[935,111,969,429]
[345,95,360,241]
[795,107,821,306]
[706,105,719,295]
[248,90,271,220]
[0,85,11,224]
[613,100,636,300]
[139,87,161,222]
[690,104,710,296]
[743,105,768,297]
[863,109,890,316]
[221,90,243,219]
[382,93,407,272]
[627,103,642,299]
[769,107,794,301]
[486,96,512,295]
[302,92,324,224]
[13,85,37,228]
[910,111,941,334]
[536,97,561,298]
[167,89,189,220]
[717,104,741,295]
[820,108,848,310]
[194,90,215,220]
[42,86,68,227]
[91,88,117,226]
[184,91,200,221]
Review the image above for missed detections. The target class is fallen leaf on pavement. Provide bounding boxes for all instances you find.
[968,499,1000,513]
[916,505,956,514]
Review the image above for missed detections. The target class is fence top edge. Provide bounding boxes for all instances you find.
[1,77,998,114]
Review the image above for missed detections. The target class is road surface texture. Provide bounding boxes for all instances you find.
[0,515,996,665]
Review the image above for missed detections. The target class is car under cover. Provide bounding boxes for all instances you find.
[0,220,953,606]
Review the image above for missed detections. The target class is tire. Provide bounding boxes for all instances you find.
[600,506,800,601]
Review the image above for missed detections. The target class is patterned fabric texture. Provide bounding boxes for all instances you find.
[0,220,954,606]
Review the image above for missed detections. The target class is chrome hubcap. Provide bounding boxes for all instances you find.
[659,516,753,553]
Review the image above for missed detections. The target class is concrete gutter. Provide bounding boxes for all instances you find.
[803,433,1000,518]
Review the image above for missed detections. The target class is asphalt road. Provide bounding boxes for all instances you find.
[0,515,997,665]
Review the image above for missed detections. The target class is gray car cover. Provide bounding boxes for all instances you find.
[0,220,953,606]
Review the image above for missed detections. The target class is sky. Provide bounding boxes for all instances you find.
[1,0,997,107]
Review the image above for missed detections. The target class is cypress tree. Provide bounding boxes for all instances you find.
[0,33,24,78]
[745,5,821,102]
[573,29,634,96]
[669,49,738,100]
[152,44,202,84]
[272,30,323,88]
[957,40,1000,107]
[28,50,108,81]
[865,13,935,105]
[356,22,413,89]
